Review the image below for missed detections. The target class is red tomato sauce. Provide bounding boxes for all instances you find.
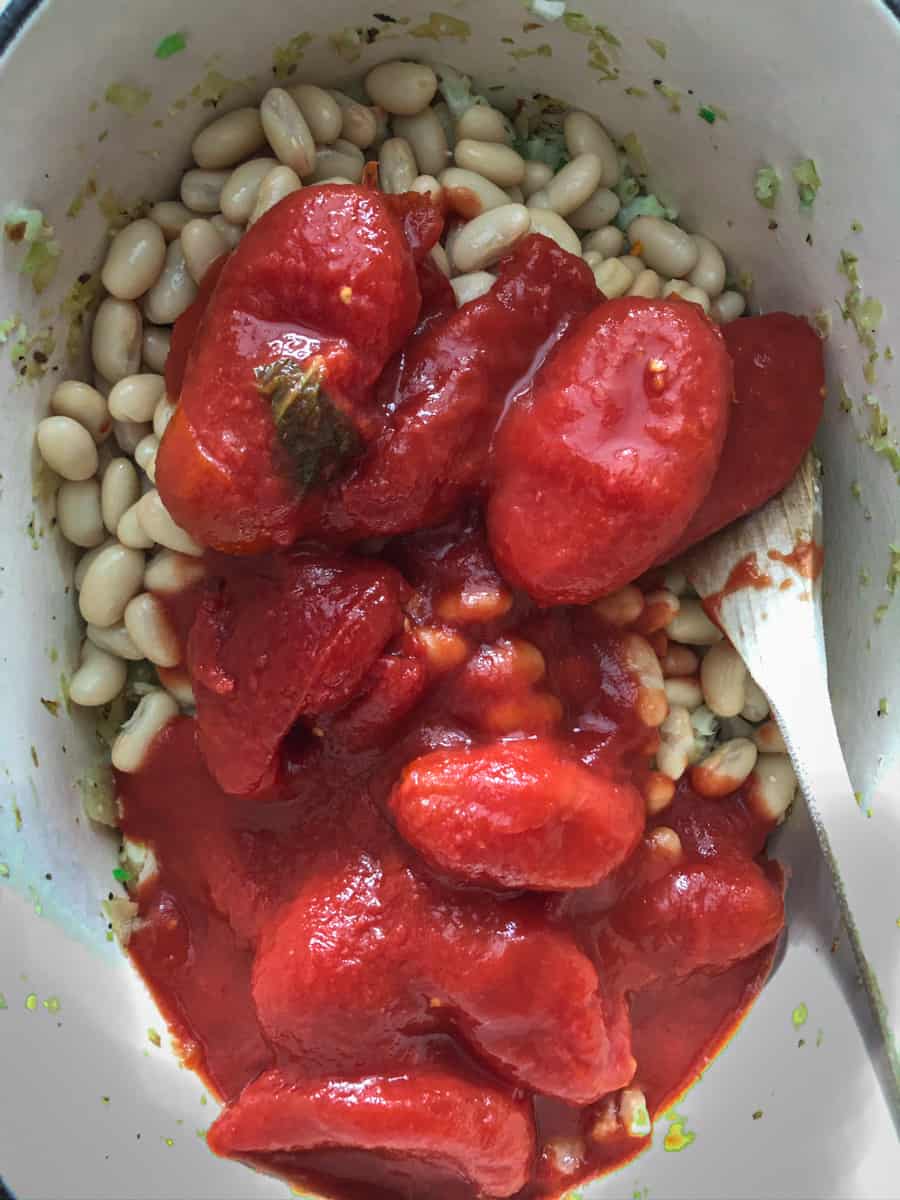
[116,186,826,1200]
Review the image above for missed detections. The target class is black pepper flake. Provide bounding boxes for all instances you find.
[768,220,778,231]
[78,272,91,284]
[374,11,397,21]
[652,77,662,86]
[33,350,48,364]
[805,233,813,246]
[364,26,379,43]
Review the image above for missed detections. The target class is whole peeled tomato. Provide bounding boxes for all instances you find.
[487,297,734,604]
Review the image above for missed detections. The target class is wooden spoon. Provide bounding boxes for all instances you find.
[685,452,900,1130]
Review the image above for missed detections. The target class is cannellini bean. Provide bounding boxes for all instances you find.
[101,218,167,301]
[593,257,633,298]
[411,174,442,201]
[741,677,770,722]
[413,625,471,672]
[666,597,723,644]
[628,268,662,298]
[629,216,699,278]
[700,640,748,717]
[436,584,513,624]
[134,434,159,482]
[220,157,278,223]
[210,214,243,248]
[567,187,620,232]
[645,824,684,867]
[143,240,197,325]
[287,83,342,144]
[544,153,604,217]
[657,705,694,780]
[136,490,203,556]
[454,139,525,188]
[393,109,449,177]
[180,169,229,214]
[365,60,437,115]
[100,458,140,534]
[450,271,496,306]
[51,381,111,443]
[181,218,228,284]
[307,145,364,184]
[111,690,179,773]
[644,771,675,814]
[688,234,726,298]
[248,165,302,225]
[591,585,644,626]
[157,665,196,708]
[456,104,509,144]
[69,641,127,708]
[261,87,316,177]
[429,242,450,277]
[521,160,553,199]
[753,719,787,754]
[448,204,531,273]
[583,225,624,258]
[141,325,171,374]
[86,620,143,660]
[192,106,266,170]
[152,395,177,440]
[719,715,756,742]
[748,754,796,824]
[664,676,704,709]
[662,279,690,299]
[680,285,711,314]
[563,112,619,187]
[108,373,165,423]
[75,538,115,589]
[622,632,667,727]
[57,479,105,547]
[525,208,581,256]
[710,289,746,324]
[113,418,152,456]
[143,548,206,595]
[149,200,193,241]
[124,592,181,667]
[79,542,145,626]
[378,137,418,194]
[440,167,510,218]
[618,255,645,281]
[117,498,155,548]
[327,91,379,150]
[691,737,758,797]
[660,644,699,677]
[36,416,98,481]
[92,298,142,383]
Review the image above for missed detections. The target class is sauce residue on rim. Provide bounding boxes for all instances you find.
[767,539,824,581]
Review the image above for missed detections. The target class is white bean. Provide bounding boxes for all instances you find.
[149,200,193,241]
[379,137,418,195]
[666,597,723,644]
[664,676,704,710]
[521,160,553,199]
[142,240,196,326]
[753,720,788,755]
[449,204,531,273]
[622,633,668,728]
[124,593,181,668]
[111,690,179,773]
[680,285,711,313]
[153,395,177,440]
[101,458,140,534]
[657,705,694,780]
[51,381,111,443]
[593,257,633,298]
[86,620,143,660]
[137,490,203,556]
[220,157,278,224]
[568,187,620,232]
[700,641,747,717]
[544,154,604,217]
[79,542,145,626]
[92,298,142,383]
[583,226,624,258]
[69,641,127,708]
[210,214,243,248]
[429,242,451,277]
[180,169,230,214]
[328,92,379,150]
[248,166,302,225]
[261,87,316,177]
[108,373,165,423]
[411,174,442,201]
[592,585,644,626]
[181,218,228,285]
[691,737,758,798]
[662,278,690,299]
[456,105,509,145]
[563,112,619,187]
[507,185,525,204]
[629,216,699,278]
[393,109,449,177]
[142,326,171,374]
[741,677,770,723]
[288,83,343,144]
[440,167,510,218]
[37,416,98,481]
[618,255,645,281]
[144,549,206,595]
[57,479,105,547]
[113,418,152,456]
[75,538,115,589]
[117,500,155,550]
[748,754,796,824]
[157,665,195,708]
[307,146,364,185]
[450,271,496,306]
[628,268,662,298]
[454,139,525,188]
[101,219,167,301]
[192,106,266,170]
[365,61,438,116]
[688,234,726,298]
[526,209,581,256]
[134,434,159,482]
[710,290,746,324]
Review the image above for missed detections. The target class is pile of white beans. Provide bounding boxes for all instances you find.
[39,59,755,784]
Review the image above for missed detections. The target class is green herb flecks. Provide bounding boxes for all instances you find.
[4,208,61,295]
[860,568,871,587]
[663,1109,695,1152]
[509,43,553,60]
[105,82,152,115]
[0,993,6,1009]
[887,545,900,595]
[754,165,781,209]
[877,697,889,717]
[155,32,187,60]
[646,37,667,58]
[791,1002,808,1028]
[409,12,471,41]
[148,1027,162,1047]
[851,219,864,233]
[0,863,9,878]
[792,158,821,212]
[698,105,716,124]
[42,995,60,1013]
[112,867,133,883]
[25,992,38,1012]
[752,1109,763,1120]
[272,33,313,80]
[61,272,102,361]
[625,86,649,98]
[653,81,681,112]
